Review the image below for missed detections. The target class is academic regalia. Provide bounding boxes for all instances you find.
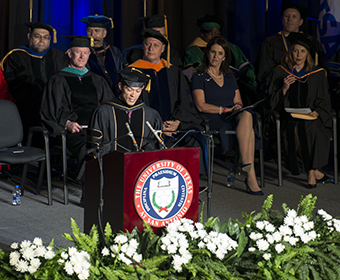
[41,68,114,164]
[256,32,328,89]
[87,43,125,95]
[267,65,332,174]
[88,98,163,154]
[1,47,68,142]
[128,58,203,130]
[122,45,182,68]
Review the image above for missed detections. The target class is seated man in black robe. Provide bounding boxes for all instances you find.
[41,36,114,194]
[88,67,163,155]
[1,22,68,143]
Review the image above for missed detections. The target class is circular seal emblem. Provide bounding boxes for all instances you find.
[134,160,194,228]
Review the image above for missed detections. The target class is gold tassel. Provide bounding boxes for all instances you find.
[315,52,318,66]
[145,79,151,92]
[90,36,94,47]
[164,14,168,39]
[109,17,114,29]
[167,40,170,68]
[52,28,57,43]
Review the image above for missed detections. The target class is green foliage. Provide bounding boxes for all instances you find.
[1,195,340,280]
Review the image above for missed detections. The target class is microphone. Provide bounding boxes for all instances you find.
[146,121,167,150]
[125,122,139,152]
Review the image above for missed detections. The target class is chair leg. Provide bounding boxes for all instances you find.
[21,163,29,195]
[206,135,214,218]
[36,161,45,195]
[62,132,69,205]
[333,115,338,184]
[257,114,265,188]
[276,118,283,187]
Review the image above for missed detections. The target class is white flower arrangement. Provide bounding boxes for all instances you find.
[160,217,238,272]
[9,237,55,275]
[58,247,91,280]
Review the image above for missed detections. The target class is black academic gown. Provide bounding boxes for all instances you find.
[88,98,163,155]
[256,32,328,92]
[267,65,332,174]
[123,45,183,68]
[41,69,114,167]
[1,47,68,142]
[87,44,125,95]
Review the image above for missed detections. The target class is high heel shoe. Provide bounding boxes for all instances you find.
[244,179,264,196]
[241,163,252,172]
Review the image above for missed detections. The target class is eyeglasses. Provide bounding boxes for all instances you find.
[33,34,51,41]
[208,31,221,36]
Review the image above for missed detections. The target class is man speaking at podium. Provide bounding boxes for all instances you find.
[87,67,163,154]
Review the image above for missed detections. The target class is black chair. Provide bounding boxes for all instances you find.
[201,111,265,217]
[264,109,338,186]
[0,100,53,205]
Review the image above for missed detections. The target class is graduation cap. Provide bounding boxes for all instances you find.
[287,32,319,65]
[196,14,224,31]
[63,36,94,48]
[141,14,169,39]
[25,22,57,43]
[117,67,151,91]
[280,0,308,21]
[80,14,114,29]
[141,28,168,45]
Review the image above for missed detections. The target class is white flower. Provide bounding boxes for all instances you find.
[308,231,317,241]
[61,251,69,260]
[256,221,265,230]
[195,222,204,230]
[206,242,217,253]
[68,247,77,256]
[133,253,142,263]
[249,232,259,241]
[110,244,119,254]
[288,237,299,246]
[64,261,74,275]
[293,225,304,237]
[215,249,225,260]
[284,216,295,226]
[115,235,128,244]
[35,246,47,257]
[248,247,256,252]
[44,250,55,260]
[266,234,275,244]
[32,237,43,247]
[318,209,333,221]
[198,241,205,249]
[168,244,178,254]
[16,259,29,273]
[30,258,41,269]
[22,247,35,260]
[272,231,282,242]
[275,243,285,253]
[263,253,271,260]
[10,242,19,250]
[197,229,207,239]
[28,265,38,274]
[279,225,292,236]
[256,239,270,251]
[265,223,276,233]
[101,247,110,256]
[287,209,297,218]
[301,233,310,244]
[9,251,20,266]
[20,240,31,249]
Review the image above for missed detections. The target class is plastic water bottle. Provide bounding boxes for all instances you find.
[12,185,21,206]
[226,168,235,188]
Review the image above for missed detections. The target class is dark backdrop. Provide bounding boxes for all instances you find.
[0,0,320,65]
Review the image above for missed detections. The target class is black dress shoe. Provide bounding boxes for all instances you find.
[306,183,317,189]
[316,175,330,184]
[244,179,264,196]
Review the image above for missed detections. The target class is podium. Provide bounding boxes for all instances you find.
[84,147,200,234]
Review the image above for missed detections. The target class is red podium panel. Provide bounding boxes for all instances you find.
[84,147,200,234]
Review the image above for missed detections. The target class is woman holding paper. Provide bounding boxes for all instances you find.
[267,32,332,188]
[191,36,263,195]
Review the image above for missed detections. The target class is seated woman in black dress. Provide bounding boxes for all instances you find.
[191,36,263,195]
[267,32,332,188]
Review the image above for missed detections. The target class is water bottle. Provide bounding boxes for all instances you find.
[12,185,21,206]
[226,168,235,188]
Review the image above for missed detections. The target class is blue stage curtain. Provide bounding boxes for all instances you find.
[38,0,104,52]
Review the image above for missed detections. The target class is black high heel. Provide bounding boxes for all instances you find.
[241,163,252,172]
[244,179,264,196]
[316,174,330,184]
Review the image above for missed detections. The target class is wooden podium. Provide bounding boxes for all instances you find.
[84,147,200,234]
